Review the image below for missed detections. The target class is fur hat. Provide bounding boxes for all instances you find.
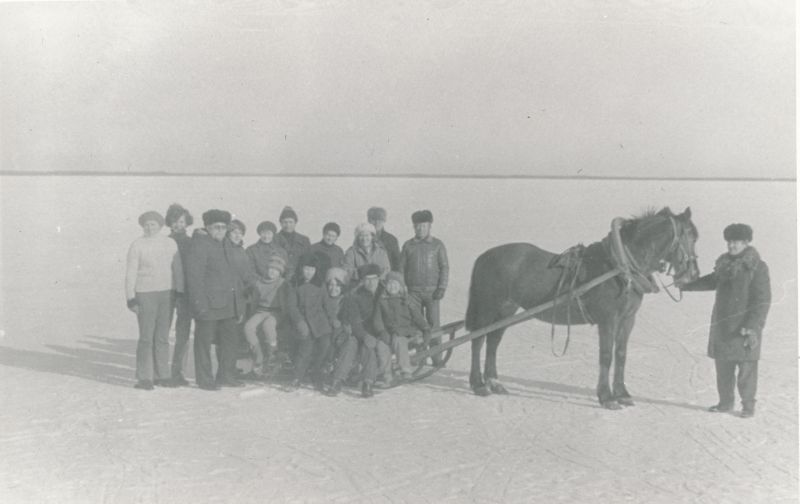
[723,223,753,242]
[165,203,193,227]
[257,221,277,235]
[138,211,165,227]
[266,255,286,274]
[202,209,232,227]
[411,210,433,224]
[279,206,298,222]
[298,253,320,270]
[357,263,382,279]
[326,267,349,286]
[355,222,376,236]
[367,207,387,222]
[229,219,246,234]
[323,222,341,236]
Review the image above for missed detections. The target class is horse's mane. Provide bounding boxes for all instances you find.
[620,207,698,242]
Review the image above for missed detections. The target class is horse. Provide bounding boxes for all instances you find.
[464,207,699,409]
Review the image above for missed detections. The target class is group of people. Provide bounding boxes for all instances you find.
[126,203,771,415]
[125,204,448,397]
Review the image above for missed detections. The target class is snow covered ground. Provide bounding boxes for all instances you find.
[0,176,796,503]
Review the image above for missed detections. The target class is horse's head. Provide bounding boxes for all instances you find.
[658,207,699,288]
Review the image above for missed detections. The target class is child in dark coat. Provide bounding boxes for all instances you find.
[286,253,333,390]
[373,271,431,381]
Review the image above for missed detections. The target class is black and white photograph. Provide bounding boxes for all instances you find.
[0,2,796,503]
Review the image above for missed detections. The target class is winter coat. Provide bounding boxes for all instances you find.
[309,241,345,278]
[224,238,258,311]
[186,230,243,321]
[375,229,401,272]
[275,230,311,279]
[253,276,288,312]
[343,242,391,284]
[246,241,288,279]
[286,282,333,339]
[169,230,192,275]
[373,293,430,344]
[399,235,449,293]
[343,286,379,342]
[682,246,771,361]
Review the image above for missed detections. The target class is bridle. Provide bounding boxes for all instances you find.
[657,216,698,302]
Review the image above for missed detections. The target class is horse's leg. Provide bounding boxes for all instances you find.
[485,329,508,394]
[597,319,621,410]
[470,335,490,396]
[613,313,636,406]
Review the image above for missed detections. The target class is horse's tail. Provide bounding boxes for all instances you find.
[465,252,493,331]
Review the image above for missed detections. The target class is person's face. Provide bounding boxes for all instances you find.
[327,280,342,298]
[228,227,244,245]
[414,222,431,239]
[170,214,187,234]
[207,223,228,242]
[358,232,373,248]
[259,230,274,243]
[142,220,162,237]
[369,219,385,233]
[385,279,402,296]
[281,218,296,233]
[323,230,339,246]
[727,240,749,256]
[302,266,316,282]
[266,267,282,280]
[363,276,380,294]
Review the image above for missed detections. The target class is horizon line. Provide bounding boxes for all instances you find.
[0,171,795,183]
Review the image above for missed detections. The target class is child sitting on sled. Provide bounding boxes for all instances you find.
[243,256,288,376]
[373,271,431,382]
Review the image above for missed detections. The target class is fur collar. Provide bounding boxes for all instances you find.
[714,246,761,280]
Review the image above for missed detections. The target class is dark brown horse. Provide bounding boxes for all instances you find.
[464,207,699,409]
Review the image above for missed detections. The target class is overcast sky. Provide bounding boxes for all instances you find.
[0,1,794,179]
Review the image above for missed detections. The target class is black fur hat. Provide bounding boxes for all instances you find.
[298,252,320,270]
[357,263,382,279]
[202,209,232,227]
[411,210,433,224]
[723,223,753,242]
[256,221,277,235]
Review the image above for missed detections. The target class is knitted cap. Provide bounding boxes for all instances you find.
[355,222,376,236]
[367,207,387,222]
[257,221,277,234]
[279,206,298,222]
[357,263,382,279]
[229,219,246,234]
[411,210,433,224]
[138,211,165,227]
[326,267,349,286]
[266,255,286,274]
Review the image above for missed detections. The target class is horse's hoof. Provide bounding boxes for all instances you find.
[616,397,635,407]
[487,380,509,395]
[601,400,622,410]
[473,386,492,397]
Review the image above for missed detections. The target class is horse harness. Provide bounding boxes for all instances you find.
[547,215,690,356]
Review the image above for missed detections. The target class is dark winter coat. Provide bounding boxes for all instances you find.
[373,293,430,344]
[186,230,243,321]
[682,246,771,361]
[169,230,192,275]
[286,282,333,339]
[246,241,288,279]
[224,237,258,312]
[343,286,379,342]
[375,229,401,271]
[275,231,311,279]
[309,241,345,278]
[399,235,449,293]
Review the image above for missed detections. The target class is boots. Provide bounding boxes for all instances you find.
[361,381,374,398]
[741,401,756,418]
[326,380,343,397]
